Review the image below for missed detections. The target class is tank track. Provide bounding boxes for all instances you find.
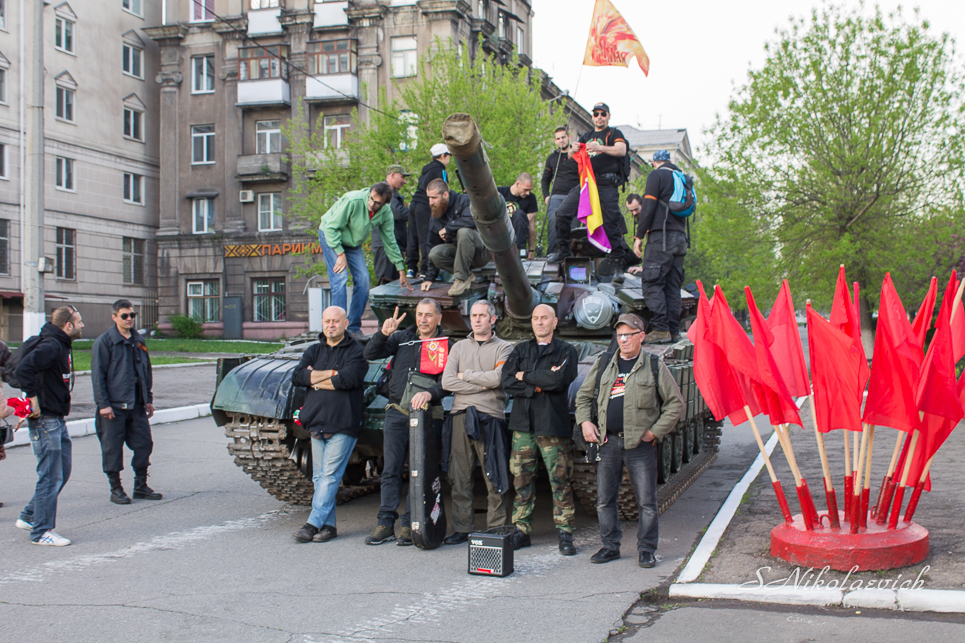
[571,420,723,521]
[224,413,378,505]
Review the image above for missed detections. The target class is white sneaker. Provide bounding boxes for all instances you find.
[15,518,34,531]
[32,530,71,546]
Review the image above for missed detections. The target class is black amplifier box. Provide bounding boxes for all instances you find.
[467,528,514,577]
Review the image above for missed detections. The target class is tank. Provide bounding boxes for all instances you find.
[211,114,721,518]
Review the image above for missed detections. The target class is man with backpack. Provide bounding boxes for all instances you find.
[632,150,690,342]
[13,305,85,546]
[574,314,683,568]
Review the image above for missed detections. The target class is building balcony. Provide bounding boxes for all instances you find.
[236,78,291,107]
[305,73,359,102]
[314,1,349,29]
[236,153,290,182]
[247,8,284,36]
[470,18,495,37]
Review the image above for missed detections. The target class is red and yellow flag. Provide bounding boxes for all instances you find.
[583,0,649,76]
[420,339,448,375]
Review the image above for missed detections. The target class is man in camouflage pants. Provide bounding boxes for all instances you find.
[501,304,580,555]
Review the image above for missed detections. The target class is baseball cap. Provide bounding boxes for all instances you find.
[430,143,450,157]
[614,313,646,333]
[386,164,411,176]
[592,103,610,114]
[653,150,671,162]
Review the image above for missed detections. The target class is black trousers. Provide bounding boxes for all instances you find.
[95,405,153,474]
[640,232,687,334]
[406,201,432,274]
[555,184,632,264]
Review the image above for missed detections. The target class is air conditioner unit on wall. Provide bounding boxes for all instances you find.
[239,190,255,203]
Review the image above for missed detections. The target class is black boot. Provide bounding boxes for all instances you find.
[108,472,131,505]
[133,469,163,500]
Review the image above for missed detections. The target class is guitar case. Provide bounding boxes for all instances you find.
[409,407,447,550]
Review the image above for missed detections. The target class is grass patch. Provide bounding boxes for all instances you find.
[69,339,284,354]
[72,352,208,371]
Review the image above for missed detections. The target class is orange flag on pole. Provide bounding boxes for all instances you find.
[583,0,650,76]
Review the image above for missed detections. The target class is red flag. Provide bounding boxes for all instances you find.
[916,272,963,422]
[951,279,965,362]
[911,277,938,349]
[766,280,810,398]
[829,266,870,404]
[746,287,803,426]
[705,285,766,424]
[862,273,923,433]
[582,0,650,76]
[807,304,863,433]
[688,282,758,425]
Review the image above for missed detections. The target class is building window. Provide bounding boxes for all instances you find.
[122,0,143,17]
[124,107,143,141]
[0,142,6,179]
[192,56,215,93]
[122,237,145,285]
[0,219,9,275]
[55,16,75,54]
[193,198,215,233]
[56,227,76,280]
[187,280,220,322]
[324,115,351,149]
[55,157,75,191]
[192,0,214,23]
[391,37,417,78]
[123,172,144,204]
[192,125,215,164]
[256,120,281,154]
[258,193,283,231]
[250,0,282,8]
[238,46,289,81]
[0,68,6,104]
[253,279,286,322]
[56,87,75,122]
[498,14,505,39]
[307,40,357,76]
[122,44,143,79]
[0,1,6,31]
[517,25,524,49]
[476,0,487,18]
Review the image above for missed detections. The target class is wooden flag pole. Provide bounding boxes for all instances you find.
[874,431,905,525]
[852,430,860,498]
[843,429,853,516]
[745,406,794,524]
[774,423,818,528]
[850,423,870,533]
[807,391,840,529]
[861,425,875,528]
[903,455,935,523]
[888,429,919,529]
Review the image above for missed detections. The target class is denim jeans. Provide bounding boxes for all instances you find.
[308,432,358,529]
[21,417,72,541]
[596,434,659,553]
[544,193,568,254]
[319,233,370,333]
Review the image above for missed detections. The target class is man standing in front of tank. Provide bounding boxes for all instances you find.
[290,305,368,544]
[501,304,579,556]
[575,314,683,568]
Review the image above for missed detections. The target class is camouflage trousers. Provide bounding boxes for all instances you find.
[510,432,575,535]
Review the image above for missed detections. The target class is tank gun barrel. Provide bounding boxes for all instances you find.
[442,114,539,319]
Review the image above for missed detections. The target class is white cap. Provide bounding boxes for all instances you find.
[430,143,450,157]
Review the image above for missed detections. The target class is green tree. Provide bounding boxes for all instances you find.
[699,3,965,314]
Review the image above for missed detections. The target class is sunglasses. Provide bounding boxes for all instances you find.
[592,111,608,117]
[118,312,137,320]
[618,331,642,340]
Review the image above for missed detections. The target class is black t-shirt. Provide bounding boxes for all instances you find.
[498,186,538,249]
[579,126,627,177]
[605,356,637,435]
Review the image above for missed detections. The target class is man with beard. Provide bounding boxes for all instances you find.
[420,178,490,298]
[407,144,453,278]
[372,165,411,284]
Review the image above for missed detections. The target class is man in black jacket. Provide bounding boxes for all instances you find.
[632,150,688,343]
[541,127,580,254]
[15,305,84,546]
[373,165,410,284]
[91,299,159,505]
[363,299,454,546]
[407,144,452,277]
[497,173,539,256]
[501,304,579,555]
[421,179,488,297]
[290,306,368,543]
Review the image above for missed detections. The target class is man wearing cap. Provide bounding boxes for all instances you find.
[548,103,633,280]
[407,144,453,278]
[575,313,683,568]
[631,150,688,343]
[373,165,411,284]
[319,183,412,339]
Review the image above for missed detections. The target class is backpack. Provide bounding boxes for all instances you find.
[1,335,44,390]
[659,167,697,218]
[616,149,632,189]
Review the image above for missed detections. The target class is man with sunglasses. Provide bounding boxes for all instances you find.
[91,299,159,505]
[319,182,413,339]
[574,314,683,568]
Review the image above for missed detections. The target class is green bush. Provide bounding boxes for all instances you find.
[169,314,204,339]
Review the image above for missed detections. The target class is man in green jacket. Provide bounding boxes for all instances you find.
[319,183,412,337]
[575,313,683,568]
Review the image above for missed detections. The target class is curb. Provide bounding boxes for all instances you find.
[73,361,217,377]
[6,403,213,448]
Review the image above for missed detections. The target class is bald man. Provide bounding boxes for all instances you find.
[290,306,369,544]
[501,304,580,555]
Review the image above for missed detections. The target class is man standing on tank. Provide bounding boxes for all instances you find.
[501,304,579,556]
[541,127,580,255]
[407,144,453,278]
[363,299,454,546]
[291,306,368,544]
[372,165,411,284]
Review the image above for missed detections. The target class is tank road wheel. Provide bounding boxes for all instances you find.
[670,431,683,473]
[692,418,704,454]
[343,462,366,486]
[657,438,672,484]
[681,422,693,464]
[224,413,315,505]
[571,461,640,522]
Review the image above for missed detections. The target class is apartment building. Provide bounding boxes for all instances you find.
[0,0,162,341]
